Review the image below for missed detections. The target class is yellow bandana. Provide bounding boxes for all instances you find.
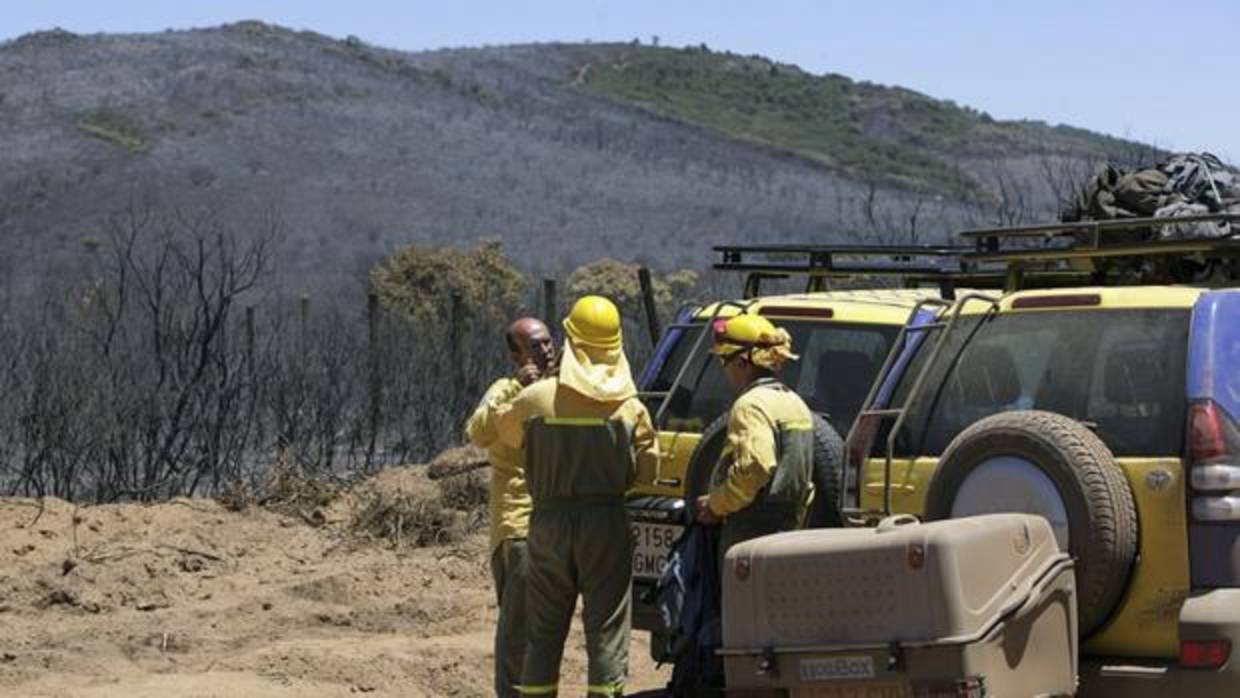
[746,327,798,371]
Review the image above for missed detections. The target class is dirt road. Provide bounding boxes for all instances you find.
[0,467,668,697]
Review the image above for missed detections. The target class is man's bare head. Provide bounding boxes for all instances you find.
[506,317,555,374]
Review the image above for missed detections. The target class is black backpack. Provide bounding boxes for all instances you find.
[654,523,725,697]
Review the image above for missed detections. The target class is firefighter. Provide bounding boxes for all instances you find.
[694,314,814,559]
[466,317,556,698]
[496,295,659,697]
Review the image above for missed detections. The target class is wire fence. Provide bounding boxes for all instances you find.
[0,249,671,504]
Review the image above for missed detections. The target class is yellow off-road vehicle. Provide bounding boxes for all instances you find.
[836,214,1240,696]
[628,245,979,653]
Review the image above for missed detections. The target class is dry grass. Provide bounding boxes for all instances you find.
[437,469,487,511]
[426,444,488,480]
[215,452,344,526]
[347,452,489,547]
[213,446,491,547]
[436,469,488,533]
[348,488,462,547]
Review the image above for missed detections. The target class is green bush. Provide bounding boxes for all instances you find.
[77,107,149,152]
[565,258,697,333]
[370,239,526,326]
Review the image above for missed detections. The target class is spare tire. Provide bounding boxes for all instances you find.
[685,414,730,514]
[684,412,845,528]
[923,410,1137,637]
[806,413,846,528]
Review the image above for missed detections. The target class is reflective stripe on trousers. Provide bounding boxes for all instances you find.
[515,682,624,696]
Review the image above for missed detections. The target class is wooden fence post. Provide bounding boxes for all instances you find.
[543,278,557,326]
[366,292,380,467]
[450,291,464,404]
[638,267,661,347]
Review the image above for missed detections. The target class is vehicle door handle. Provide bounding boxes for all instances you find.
[655,478,682,487]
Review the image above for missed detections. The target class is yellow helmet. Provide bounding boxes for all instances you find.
[710,314,780,356]
[563,295,623,349]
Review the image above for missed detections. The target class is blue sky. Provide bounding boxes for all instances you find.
[4,1,1238,161]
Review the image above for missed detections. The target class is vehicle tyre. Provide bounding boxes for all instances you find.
[806,413,846,528]
[685,414,730,513]
[923,410,1137,637]
[684,412,846,529]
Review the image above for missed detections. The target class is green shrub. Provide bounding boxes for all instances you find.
[565,258,697,327]
[370,239,526,326]
[77,107,149,152]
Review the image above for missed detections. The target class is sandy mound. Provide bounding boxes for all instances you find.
[0,466,667,697]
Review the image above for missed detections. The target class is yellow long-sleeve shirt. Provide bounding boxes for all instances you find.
[494,377,660,489]
[707,380,814,516]
[466,376,532,553]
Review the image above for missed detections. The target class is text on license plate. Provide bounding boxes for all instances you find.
[800,656,876,682]
[631,522,681,580]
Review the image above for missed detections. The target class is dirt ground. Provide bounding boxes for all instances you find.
[0,466,668,697]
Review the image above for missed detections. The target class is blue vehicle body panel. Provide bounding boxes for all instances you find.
[1187,290,1240,420]
[1187,290,1240,588]
[872,307,940,407]
[639,306,697,390]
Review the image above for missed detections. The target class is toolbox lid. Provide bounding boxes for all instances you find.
[722,513,1068,651]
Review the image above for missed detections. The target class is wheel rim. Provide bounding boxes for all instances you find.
[950,455,1071,550]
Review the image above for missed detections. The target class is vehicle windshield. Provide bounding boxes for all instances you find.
[889,308,1190,457]
[646,320,899,433]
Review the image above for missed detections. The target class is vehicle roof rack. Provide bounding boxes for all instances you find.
[713,244,988,299]
[960,213,1240,263]
[958,213,1240,290]
[715,215,1239,299]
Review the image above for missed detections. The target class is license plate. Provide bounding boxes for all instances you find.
[631,522,681,580]
[792,682,911,698]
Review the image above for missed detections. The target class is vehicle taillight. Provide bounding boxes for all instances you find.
[1190,401,1232,461]
[912,676,985,698]
[1180,639,1231,669]
[1188,400,1240,522]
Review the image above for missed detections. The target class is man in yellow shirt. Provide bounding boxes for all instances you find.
[466,317,556,698]
[495,296,659,697]
[695,314,814,559]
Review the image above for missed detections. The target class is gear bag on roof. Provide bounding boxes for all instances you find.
[1063,152,1240,240]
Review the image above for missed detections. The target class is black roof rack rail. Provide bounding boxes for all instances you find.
[713,244,985,299]
[960,213,1240,263]
[901,270,1095,290]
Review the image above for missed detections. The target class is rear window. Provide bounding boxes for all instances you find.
[890,309,1190,457]
[647,320,899,433]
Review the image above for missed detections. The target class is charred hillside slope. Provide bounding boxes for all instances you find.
[0,22,1158,288]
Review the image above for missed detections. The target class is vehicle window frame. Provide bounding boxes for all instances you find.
[884,308,1191,459]
[648,318,900,432]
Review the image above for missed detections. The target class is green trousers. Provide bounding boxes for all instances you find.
[520,504,632,696]
[492,539,529,698]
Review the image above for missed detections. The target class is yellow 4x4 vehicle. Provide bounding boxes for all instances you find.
[628,245,974,651]
[842,214,1240,696]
